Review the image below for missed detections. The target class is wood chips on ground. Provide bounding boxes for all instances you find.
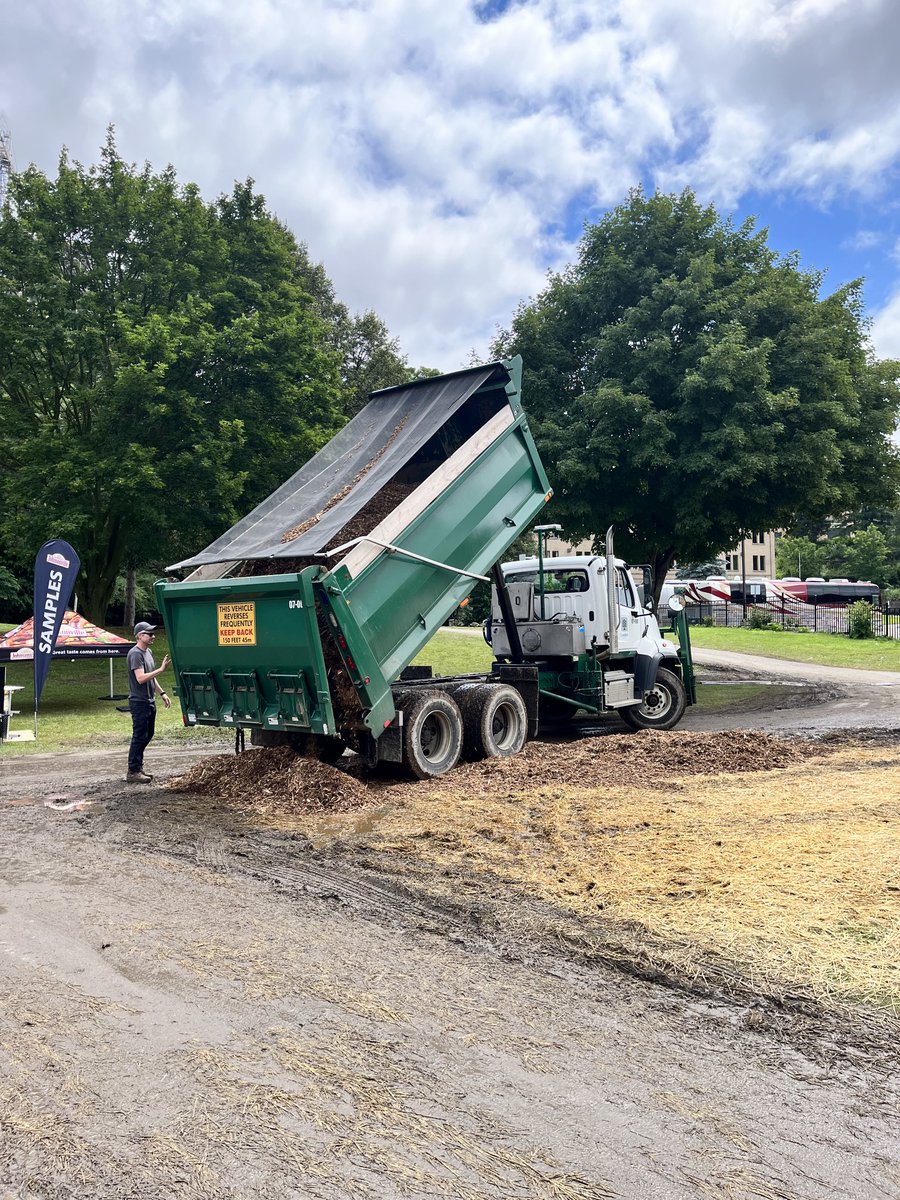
[360,741,900,1014]
[400,729,827,797]
[161,731,900,1011]
[162,730,824,816]
[165,746,367,815]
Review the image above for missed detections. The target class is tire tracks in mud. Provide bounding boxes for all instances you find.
[75,788,900,1088]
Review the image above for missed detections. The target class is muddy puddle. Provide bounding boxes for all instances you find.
[3,792,91,813]
[694,677,825,710]
[304,804,392,848]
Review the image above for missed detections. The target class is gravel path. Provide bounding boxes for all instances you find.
[692,648,900,687]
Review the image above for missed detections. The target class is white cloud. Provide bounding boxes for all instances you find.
[2,0,900,366]
[870,289,900,360]
[842,230,882,251]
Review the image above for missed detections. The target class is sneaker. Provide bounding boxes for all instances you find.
[125,771,152,784]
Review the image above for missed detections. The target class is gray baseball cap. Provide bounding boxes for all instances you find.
[134,622,157,636]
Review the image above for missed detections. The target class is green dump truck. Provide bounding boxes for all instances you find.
[156,357,694,778]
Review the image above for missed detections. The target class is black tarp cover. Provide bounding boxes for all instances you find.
[168,364,501,571]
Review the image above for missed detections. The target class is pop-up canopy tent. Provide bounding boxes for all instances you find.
[0,610,134,699]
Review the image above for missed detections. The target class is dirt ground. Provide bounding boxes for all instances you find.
[2,668,900,1199]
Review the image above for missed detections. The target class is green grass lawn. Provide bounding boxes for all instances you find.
[0,626,230,757]
[686,625,900,671]
[412,627,493,675]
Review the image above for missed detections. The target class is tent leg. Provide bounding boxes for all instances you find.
[109,658,114,700]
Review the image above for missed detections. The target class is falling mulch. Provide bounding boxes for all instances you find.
[165,746,368,816]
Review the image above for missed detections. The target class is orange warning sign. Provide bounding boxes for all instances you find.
[217,601,256,646]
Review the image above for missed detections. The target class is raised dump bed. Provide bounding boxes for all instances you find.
[156,357,553,764]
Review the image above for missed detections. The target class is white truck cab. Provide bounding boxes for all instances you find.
[486,547,690,729]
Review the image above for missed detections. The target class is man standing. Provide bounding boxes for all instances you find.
[126,621,171,783]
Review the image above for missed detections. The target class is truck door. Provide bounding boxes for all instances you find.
[614,566,643,653]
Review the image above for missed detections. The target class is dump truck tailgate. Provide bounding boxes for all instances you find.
[156,571,336,736]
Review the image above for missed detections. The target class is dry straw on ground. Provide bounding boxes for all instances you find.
[361,744,900,1013]
[164,731,900,1013]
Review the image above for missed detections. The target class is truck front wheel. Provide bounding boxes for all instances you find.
[458,684,527,759]
[620,667,687,732]
[398,691,463,779]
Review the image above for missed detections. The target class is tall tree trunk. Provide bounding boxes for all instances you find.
[124,566,136,630]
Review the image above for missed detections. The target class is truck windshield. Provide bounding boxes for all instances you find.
[506,568,590,594]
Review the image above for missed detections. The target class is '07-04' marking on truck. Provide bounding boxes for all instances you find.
[288,600,304,609]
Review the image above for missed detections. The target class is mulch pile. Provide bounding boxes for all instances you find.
[409,729,831,797]
[165,746,368,815]
[239,479,416,578]
[164,730,831,815]
[321,480,415,552]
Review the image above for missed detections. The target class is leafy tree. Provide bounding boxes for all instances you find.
[0,135,344,621]
[775,534,829,580]
[826,524,890,584]
[337,310,413,418]
[492,189,900,600]
[292,251,414,417]
[675,558,726,579]
[0,564,23,612]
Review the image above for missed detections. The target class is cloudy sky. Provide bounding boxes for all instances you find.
[2,0,900,369]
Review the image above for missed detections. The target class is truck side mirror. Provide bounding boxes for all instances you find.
[644,596,655,612]
[667,596,685,615]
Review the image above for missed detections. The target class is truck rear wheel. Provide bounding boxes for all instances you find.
[458,684,527,759]
[397,690,463,779]
[620,667,687,731]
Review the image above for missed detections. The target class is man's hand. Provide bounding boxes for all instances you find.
[160,653,171,671]
[162,693,172,709]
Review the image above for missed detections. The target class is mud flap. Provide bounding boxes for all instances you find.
[634,653,663,698]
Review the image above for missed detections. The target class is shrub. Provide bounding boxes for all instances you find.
[847,599,874,640]
[744,606,781,632]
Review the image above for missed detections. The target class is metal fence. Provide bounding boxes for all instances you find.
[683,601,900,638]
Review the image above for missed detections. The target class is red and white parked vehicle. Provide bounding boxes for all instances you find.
[768,577,881,607]
[658,577,731,607]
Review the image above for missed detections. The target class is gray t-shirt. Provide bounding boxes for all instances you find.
[127,646,156,703]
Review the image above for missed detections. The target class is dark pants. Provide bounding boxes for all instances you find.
[128,700,156,774]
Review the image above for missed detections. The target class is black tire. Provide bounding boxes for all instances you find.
[457,684,528,759]
[397,690,463,779]
[620,667,687,731]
